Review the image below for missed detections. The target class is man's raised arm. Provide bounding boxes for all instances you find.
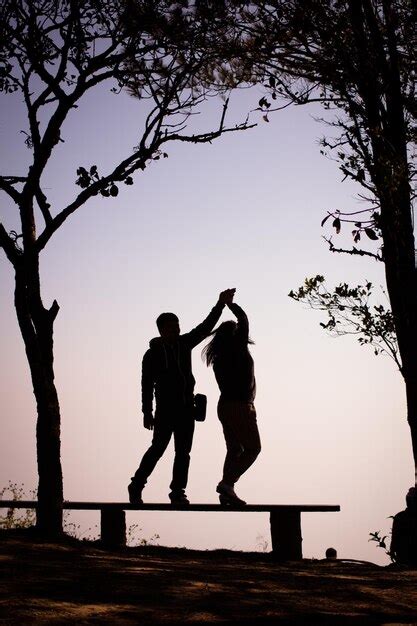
[185,288,235,348]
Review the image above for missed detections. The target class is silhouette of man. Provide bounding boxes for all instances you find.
[390,486,417,566]
[128,289,234,505]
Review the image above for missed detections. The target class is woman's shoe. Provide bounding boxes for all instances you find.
[216,482,246,506]
[128,481,143,504]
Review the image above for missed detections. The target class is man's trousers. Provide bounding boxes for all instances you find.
[132,410,195,493]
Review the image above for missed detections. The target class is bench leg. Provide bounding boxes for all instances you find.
[270,510,302,560]
[101,507,126,548]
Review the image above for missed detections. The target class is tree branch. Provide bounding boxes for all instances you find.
[162,98,255,145]
[49,299,60,321]
[35,147,152,252]
[0,177,22,205]
[35,185,53,226]
[0,223,19,265]
[21,65,41,152]
[36,96,254,253]
[324,236,383,261]
[32,17,73,110]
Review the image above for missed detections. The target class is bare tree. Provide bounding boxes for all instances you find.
[0,0,252,535]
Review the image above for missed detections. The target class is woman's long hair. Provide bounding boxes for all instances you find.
[202,321,254,367]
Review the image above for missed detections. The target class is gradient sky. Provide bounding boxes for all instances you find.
[0,78,412,564]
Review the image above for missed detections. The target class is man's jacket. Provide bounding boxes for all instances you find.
[142,302,224,416]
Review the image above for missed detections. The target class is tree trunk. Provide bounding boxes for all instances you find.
[355,1,417,484]
[379,0,417,486]
[14,259,63,536]
[404,375,417,487]
[381,188,417,487]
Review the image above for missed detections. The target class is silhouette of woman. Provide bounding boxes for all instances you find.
[203,290,261,505]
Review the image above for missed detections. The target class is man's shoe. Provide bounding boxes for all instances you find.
[216,482,246,506]
[169,490,190,506]
[128,481,143,505]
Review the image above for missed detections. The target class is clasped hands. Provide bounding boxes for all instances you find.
[218,287,236,306]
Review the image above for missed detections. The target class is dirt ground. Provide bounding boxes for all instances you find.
[1,530,417,625]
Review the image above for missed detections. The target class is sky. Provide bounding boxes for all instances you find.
[0,72,413,564]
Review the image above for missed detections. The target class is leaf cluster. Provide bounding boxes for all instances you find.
[75,165,134,198]
[320,207,383,260]
[289,274,401,372]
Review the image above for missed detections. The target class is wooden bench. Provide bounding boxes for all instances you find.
[0,501,340,560]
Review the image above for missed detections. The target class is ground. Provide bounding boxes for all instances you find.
[1,530,417,625]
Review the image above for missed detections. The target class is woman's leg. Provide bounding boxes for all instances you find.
[218,401,261,486]
[233,403,261,480]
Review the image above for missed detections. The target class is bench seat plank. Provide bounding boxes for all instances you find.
[0,501,340,512]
